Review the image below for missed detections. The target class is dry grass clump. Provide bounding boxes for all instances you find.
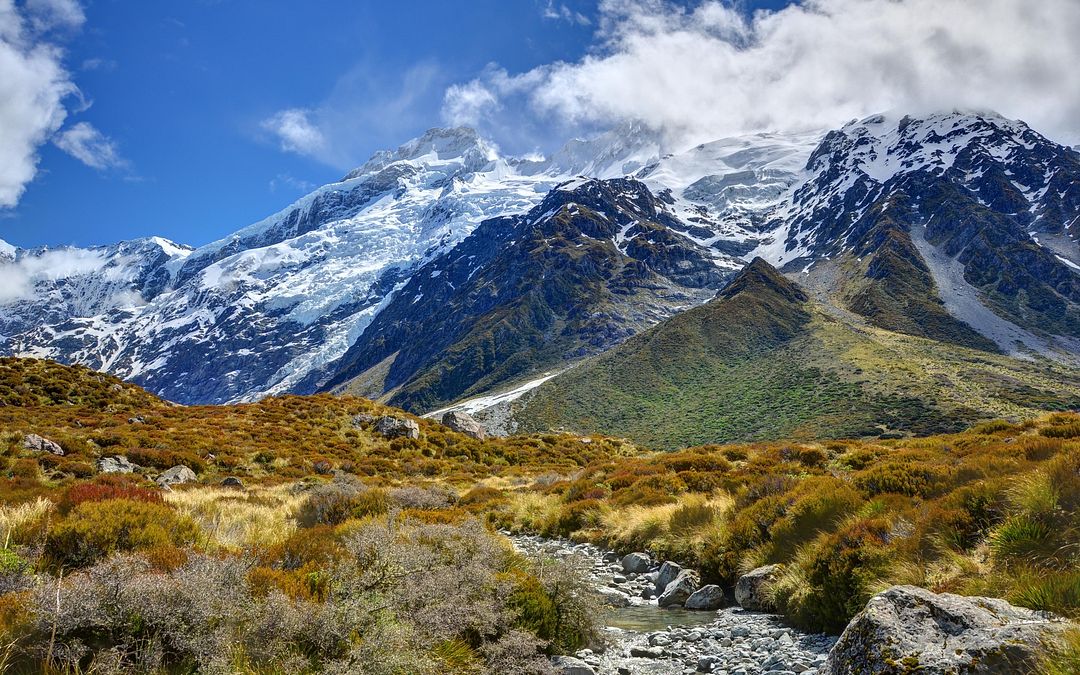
[166,484,306,550]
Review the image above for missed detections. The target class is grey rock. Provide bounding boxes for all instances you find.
[156,465,196,488]
[597,587,632,607]
[221,476,244,488]
[824,585,1070,675]
[658,569,700,608]
[685,584,726,611]
[551,655,595,675]
[622,552,652,574]
[656,560,684,593]
[735,564,782,611]
[372,415,420,439]
[22,433,63,456]
[128,415,146,424]
[97,455,137,474]
[440,410,486,440]
[630,646,665,659]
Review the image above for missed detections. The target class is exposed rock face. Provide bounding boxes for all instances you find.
[621,552,651,574]
[156,465,196,488]
[97,456,137,474]
[824,585,1069,675]
[372,415,420,439]
[657,569,700,608]
[440,410,486,440]
[735,564,782,611]
[655,560,684,594]
[22,433,63,455]
[685,584,726,611]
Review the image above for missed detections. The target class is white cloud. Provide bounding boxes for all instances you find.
[448,0,1080,149]
[542,1,590,25]
[24,0,85,32]
[54,121,127,170]
[261,108,327,157]
[0,0,78,206]
[0,247,105,303]
[260,62,446,169]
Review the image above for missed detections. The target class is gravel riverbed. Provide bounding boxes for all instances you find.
[509,534,837,675]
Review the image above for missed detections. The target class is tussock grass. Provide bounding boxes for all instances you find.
[0,497,53,547]
[165,485,306,550]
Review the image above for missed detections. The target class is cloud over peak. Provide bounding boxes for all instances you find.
[445,0,1080,150]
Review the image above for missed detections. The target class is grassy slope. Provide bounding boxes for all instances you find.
[514,262,1080,449]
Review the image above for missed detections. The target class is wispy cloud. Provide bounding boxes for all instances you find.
[269,172,315,194]
[446,0,1080,149]
[542,0,590,25]
[258,62,446,170]
[54,121,128,170]
[261,109,327,157]
[0,247,106,303]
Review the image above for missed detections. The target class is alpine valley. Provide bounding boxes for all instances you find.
[2,110,1079,446]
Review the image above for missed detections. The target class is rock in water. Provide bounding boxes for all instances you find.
[824,585,1069,675]
[685,584,726,611]
[440,410,486,440]
[373,415,420,439]
[657,569,699,608]
[655,560,684,594]
[735,564,782,611]
[97,456,137,474]
[22,433,64,455]
[156,465,197,488]
[621,552,651,573]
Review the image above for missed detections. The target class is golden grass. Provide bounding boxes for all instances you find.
[0,497,53,547]
[164,485,306,550]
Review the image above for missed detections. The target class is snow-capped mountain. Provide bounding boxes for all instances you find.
[2,110,1077,407]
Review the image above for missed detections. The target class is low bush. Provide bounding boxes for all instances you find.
[45,498,200,569]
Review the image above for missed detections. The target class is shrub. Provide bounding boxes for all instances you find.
[1040,422,1080,439]
[59,479,163,514]
[296,478,388,527]
[668,497,716,535]
[544,499,606,538]
[46,498,199,568]
[853,461,951,498]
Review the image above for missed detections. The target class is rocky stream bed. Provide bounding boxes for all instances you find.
[509,534,837,675]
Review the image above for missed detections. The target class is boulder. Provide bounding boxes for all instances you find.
[685,584,726,611]
[351,413,375,427]
[221,476,244,488]
[597,587,632,607]
[22,433,63,456]
[735,564,781,611]
[440,410,486,440]
[655,560,684,594]
[551,656,595,675]
[622,552,651,574]
[128,415,146,424]
[156,465,196,488]
[373,415,420,440]
[97,456,137,474]
[657,569,699,608]
[824,585,1069,675]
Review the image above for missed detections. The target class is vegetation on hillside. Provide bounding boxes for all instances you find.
[1,357,1078,672]
[513,260,1080,449]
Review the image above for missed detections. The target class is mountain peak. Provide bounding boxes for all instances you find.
[720,257,807,304]
[344,126,495,180]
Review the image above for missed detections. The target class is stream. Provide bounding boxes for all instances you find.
[509,534,836,675]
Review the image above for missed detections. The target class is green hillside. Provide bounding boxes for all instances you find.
[512,260,1080,449]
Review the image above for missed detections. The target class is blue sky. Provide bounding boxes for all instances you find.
[2,0,1075,251]
[1,0,793,250]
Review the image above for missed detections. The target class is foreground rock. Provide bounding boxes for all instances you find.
[551,655,596,675]
[373,415,420,439]
[440,410,486,440]
[685,585,725,611]
[657,570,700,608]
[735,564,781,611]
[22,433,63,455]
[622,552,651,574]
[156,465,197,488]
[97,456,137,474]
[825,585,1069,675]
